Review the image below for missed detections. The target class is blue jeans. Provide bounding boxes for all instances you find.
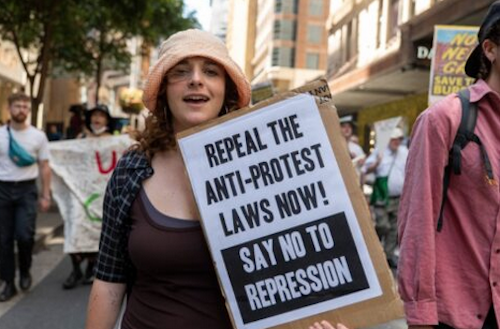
[0,180,37,282]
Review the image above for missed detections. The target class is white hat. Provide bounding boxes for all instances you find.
[339,115,356,126]
[390,127,404,139]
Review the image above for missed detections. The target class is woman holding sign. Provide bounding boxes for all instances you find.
[85,29,347,329]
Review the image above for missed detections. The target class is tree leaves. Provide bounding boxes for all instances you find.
[0,0,198,113]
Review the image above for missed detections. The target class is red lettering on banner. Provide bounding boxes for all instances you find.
[95,150,117,174]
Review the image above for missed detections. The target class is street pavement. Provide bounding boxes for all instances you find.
[0,243,91,329]
[0,206,92,329]
[0,207,408,329]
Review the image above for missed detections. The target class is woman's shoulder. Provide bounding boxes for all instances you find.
[114,149,150,175]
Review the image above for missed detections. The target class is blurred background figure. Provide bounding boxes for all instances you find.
[78,105,114,139]
[364,127,408,269]
[0,92,51,302]
[339,115,365,183]
[46,124,63,141]
[66,104,85,140]
[62,104,113,290]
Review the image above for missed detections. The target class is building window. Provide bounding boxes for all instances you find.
[272,47,295,67]
[309,0,323,16]
[275,0,298,14]
[410,0,417,17]
[388,0,400,40]
[377,0,384,48]
[306,53,320,69]
[307,25,322,44]
[344,19,357,61]
[274,19,297,40]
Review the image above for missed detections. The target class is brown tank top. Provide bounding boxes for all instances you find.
[122,188,233,329]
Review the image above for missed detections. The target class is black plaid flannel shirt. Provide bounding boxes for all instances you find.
[95,150,153,283]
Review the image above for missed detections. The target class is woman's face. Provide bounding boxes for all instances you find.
[165,57,226,132]
[90,111,109,130]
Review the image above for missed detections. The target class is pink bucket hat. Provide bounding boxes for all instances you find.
[142,29,251,112]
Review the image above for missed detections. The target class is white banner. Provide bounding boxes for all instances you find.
[49,135,132,253]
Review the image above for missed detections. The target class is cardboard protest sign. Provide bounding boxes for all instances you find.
[49,135,132,253]
[177,79,403,329]
[429,25,478,105]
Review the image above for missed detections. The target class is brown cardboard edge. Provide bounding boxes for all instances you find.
[176,78,404,329]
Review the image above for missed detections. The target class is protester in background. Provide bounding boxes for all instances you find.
[340,115,365,181]
[364,127,407,269]
[62,104,113,290]
[0,93,51,301]
[84,29,348,329]
[66,104,85,139]
[77,104,114,139]
[398,2,500,328]
[47,124,62,141]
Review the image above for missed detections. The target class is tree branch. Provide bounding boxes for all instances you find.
[10,29,34,80]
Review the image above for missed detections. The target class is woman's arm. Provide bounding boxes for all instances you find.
[85,279,126,329]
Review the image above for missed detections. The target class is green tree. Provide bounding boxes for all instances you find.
[0,0,197,123]
[0,0,67,123]
[56,0,198,104]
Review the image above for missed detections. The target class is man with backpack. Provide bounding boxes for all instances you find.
[398,2,500,328]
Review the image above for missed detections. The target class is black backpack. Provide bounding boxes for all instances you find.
[437,88,494,232]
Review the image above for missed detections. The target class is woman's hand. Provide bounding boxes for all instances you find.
[309,320,350,329]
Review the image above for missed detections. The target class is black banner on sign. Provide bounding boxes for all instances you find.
[222,212,369,324]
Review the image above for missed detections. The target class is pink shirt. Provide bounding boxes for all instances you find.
[398,79,500,329]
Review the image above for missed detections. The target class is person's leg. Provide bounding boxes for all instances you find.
[0,183,18,301]
[62,253,83,289]
[384,197,400,266]
[374,203,398,268]
[82,252,97,285]
[374,205,390,246]
[14,183,37,291]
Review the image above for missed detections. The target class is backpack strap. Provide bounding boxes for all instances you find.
[451,89,477,175]
[436,89,494,232]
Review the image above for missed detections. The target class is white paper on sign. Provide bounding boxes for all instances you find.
[178,94,381,329]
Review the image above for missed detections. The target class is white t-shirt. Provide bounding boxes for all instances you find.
[364,145,408,196]
[0,125,50,181]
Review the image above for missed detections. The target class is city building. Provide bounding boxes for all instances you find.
[226,0,257,81]
[327,0,493,149]
[227,0,330,97]
[211,0,230,41]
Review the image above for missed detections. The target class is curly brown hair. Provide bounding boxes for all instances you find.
[132,74,240,160]
[477,20,500,80]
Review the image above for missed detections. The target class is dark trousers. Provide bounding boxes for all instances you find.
[0,180,38,282]
[436,306,497,329]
